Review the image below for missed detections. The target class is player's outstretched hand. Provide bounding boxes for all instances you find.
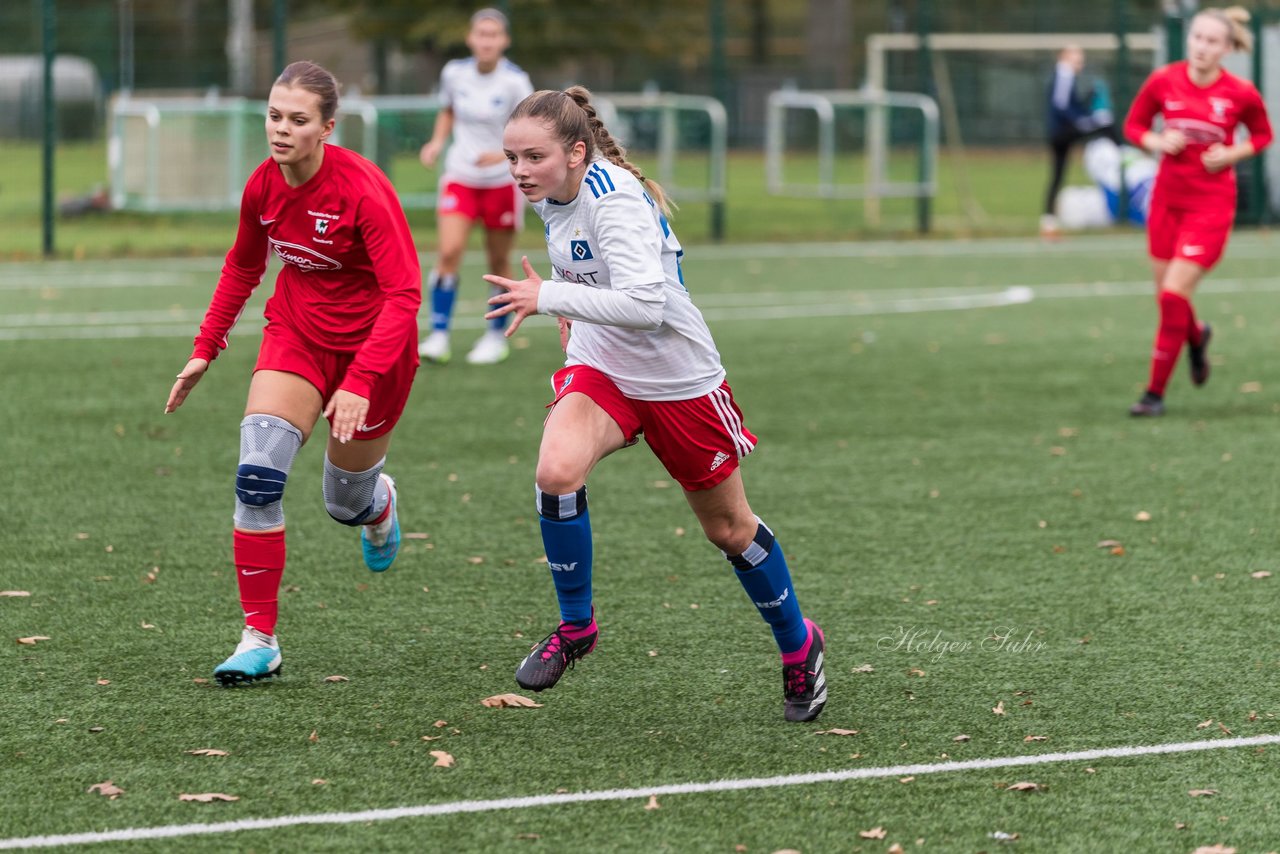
[165,358,209,414]
[324,389,370,445]
[419,140,444,169]
[484,256,544,337]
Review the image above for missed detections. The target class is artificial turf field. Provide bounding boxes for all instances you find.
[3,232,1280,851]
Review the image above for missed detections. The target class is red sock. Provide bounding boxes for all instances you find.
[233,529,285,635]
[1147,290,1193,396]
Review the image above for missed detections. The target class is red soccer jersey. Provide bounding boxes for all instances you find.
[191,144,422,400]
[1125,61,1273,210]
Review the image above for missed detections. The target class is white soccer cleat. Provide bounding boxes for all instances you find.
[465,330,511,365]
[214,626,282,686]
[419,331,451,363]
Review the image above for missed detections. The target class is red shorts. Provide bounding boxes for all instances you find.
[439,181,522,230]
[1146,199,1234,269]
[255,322,417,440]
[547,365,757,491]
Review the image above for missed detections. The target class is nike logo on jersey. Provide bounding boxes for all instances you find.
[259,216,276,225]
[240,569,269,576]
[356,420,387,433]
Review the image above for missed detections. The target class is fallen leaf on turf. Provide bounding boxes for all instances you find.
[898,776,915,783]
[185,749,229,757]
[193,678,208,685]
[16,636,51,645]
[648,650,658,657]
[1192,846,1236,854]
[481,693,543,708]
[88,727,104,733]
[312,779,326,785]
[1110,546,1126,556]
[1024,735,1048,742]
[888,845,905,854]
[516,833,541,840]
[734,847,747,853]
[467,556,485,565]
[323,675,349,683]
[989,831,1021,841]
[1249,711,1259,722]
[644,795,660,810]
[1097,539,1122,549]
[813,728,859,736]
[434,720,448,728]
[1251,571,1272,579]
[953,734,971,742]
[87,781,124,800]
[430,750,455,767]
[1006,781,1042,792]
[852,663,875,673]
[421,735,441,742]
[178,793,239,802]
[308,730,319,743]
[909,668,926,677]
[1188,789,1218,797]
[1219,723,1233,735]
[140,622,156,630]
[993,701,1006,716]
[1240,381,1262,393]
[1174,822,1188,830]
[1197,719,1214,729]
[1135,511,1151,521]
[96,679,110,686]
[858,827,886,839]
[0,591,30,597]
[404,532,430,539]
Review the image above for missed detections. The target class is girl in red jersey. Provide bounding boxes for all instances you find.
[164,61,422,685]
[1125,6,1272,417]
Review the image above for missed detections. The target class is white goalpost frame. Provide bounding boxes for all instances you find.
[862,31,1159,223]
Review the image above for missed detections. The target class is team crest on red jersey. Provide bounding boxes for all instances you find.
[315,218,330,235]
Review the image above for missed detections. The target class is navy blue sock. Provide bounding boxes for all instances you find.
[430,272,459,332]
[538,485,593,625]
[487,284,511,333]
[727,520,807,654]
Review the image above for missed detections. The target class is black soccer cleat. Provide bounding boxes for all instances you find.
[515,623,598,692]
[1129,391,1166,417]
[783,619,828,722]
[1189,323,1212,387]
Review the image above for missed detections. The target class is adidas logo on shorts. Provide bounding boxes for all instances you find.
[709,451,730,471]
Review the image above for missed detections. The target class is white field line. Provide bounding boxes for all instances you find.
[2,733,1278,850]
[1,233,1278,291]
[6,274,1280,343]
[0,287,1034,342]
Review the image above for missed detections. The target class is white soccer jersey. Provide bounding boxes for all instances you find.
[438,58,534,188]
[534,159,726,401]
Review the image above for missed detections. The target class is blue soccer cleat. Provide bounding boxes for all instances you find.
[361,474,400,572]
[214,626,282,686]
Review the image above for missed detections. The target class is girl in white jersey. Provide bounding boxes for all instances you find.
[418,8,533,366]
[484,87,827,722]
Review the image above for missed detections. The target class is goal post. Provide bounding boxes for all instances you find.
[863,31,1158,224]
